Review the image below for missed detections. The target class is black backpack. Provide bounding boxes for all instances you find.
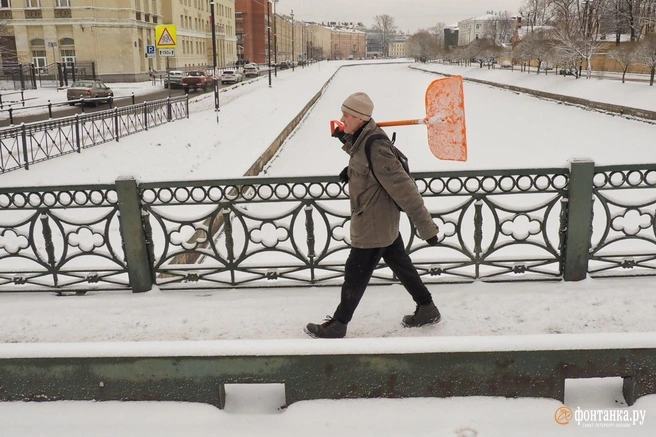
[364,132,410,210]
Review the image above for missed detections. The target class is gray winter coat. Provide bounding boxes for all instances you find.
[342,119,438,249]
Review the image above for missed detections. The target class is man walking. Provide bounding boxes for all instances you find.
[305,92,441,339]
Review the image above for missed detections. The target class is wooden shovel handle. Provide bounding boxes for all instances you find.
[376,119,425,127]
[330,118,425,134]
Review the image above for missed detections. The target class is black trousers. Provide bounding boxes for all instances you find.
[333,234,433,324]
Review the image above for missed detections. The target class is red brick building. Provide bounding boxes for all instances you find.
[235,0,271,64]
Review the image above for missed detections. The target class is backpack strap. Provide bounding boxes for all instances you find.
[364,134,390,184]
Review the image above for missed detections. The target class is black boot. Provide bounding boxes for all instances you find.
[305,317,347,339]
[402,302,441,327]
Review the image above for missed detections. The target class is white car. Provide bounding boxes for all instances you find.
[220,69,243,84]
[164,70,186,89]
[243,64,260,78]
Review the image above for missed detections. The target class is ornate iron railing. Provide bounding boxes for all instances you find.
[3,161,656,293]
[589,164,656,277]
[140,167,570,290]
[0,183,127,293]
[0,96,189,174]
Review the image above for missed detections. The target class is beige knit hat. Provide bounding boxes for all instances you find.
[341,92,374,121]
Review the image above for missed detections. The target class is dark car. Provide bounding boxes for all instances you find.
[559,68,578,77]
[67,80,114,106]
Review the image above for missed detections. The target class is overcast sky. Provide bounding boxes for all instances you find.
[271,0,523,33]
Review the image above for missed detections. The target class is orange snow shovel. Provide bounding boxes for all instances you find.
[330,76,467,161]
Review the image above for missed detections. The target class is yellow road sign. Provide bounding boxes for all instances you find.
[155,25,177,48]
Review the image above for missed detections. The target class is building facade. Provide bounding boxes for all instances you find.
[457,13,515,46]
[388,37,407,58]
[235,0,268,64]
[1,0,237,82]
[444,25,458,49]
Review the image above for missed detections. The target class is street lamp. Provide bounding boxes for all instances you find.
[273,0,278,77]
[291,9,294,71]
[267,0,272,87]
[210,1,219,114]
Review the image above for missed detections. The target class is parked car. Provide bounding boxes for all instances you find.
[559,67,578,77]
[180,70,215,93]
[67,80,114,106]
[164,70,186,89]
[220,69,243,84]
[500,61,512,69]
[242,64,260,78]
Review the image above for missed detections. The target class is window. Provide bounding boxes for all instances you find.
[0,0,11,7]
[26,0,41,7]
[60,49,76,66]
[56,0,70,6]
[32,50,47,70]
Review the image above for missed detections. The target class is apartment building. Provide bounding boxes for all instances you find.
[308,23,365,60]
[1,0,237,82]
[388,37,407,58]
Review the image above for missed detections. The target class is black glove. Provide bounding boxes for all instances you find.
[426,235,438,246]
[339,166,349,183]
[332,126,346,144]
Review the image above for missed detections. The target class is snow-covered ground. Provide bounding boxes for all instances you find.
[1,59,656,436]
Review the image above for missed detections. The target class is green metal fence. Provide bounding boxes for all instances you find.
[1,160,656,293]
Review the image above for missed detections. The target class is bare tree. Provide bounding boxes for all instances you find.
[518,30,556,73]
[636,33,656,85]
[612,0,656,42]
[428,22,446,49]
[520,0,551,31]
[607,41,639,82]
[467,38,501,67]
[482,11,516,45]
[373,14,397,57]
[548,0,614,78]
[0,20,16,69]
[407,29,441,62]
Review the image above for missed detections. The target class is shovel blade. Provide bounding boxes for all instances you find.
[425,76,467,161]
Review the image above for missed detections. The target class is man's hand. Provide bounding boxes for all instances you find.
[332,126,347,144]
[426,235,438,246]
[339,166,349,183]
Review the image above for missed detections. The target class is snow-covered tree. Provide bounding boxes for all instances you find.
[636,33,656,85]
[607,41,639,82]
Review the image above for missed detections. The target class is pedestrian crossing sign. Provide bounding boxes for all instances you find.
[155,25,177,48]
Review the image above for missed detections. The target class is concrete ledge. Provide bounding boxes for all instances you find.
[2,333,656,408]
[411,65,656,123]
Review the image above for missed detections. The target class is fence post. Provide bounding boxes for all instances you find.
[71,62,76,83]
[18,64,26,90]
[30,63,37,89]
[8,106,13,125]
[62,62,68,87]
[143,101,148,131]
[114,107,120,142]
[115,176,153,293]
[131,92,135,105]
[166,96,172,122]
[21,89,25,107]
[75,114,81,152]
[91,61,96,79]
[47,100,52,119]
[20,123,29,170]
[186,94,189,118]
[57,63,64,87]
[563,159,595,281]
